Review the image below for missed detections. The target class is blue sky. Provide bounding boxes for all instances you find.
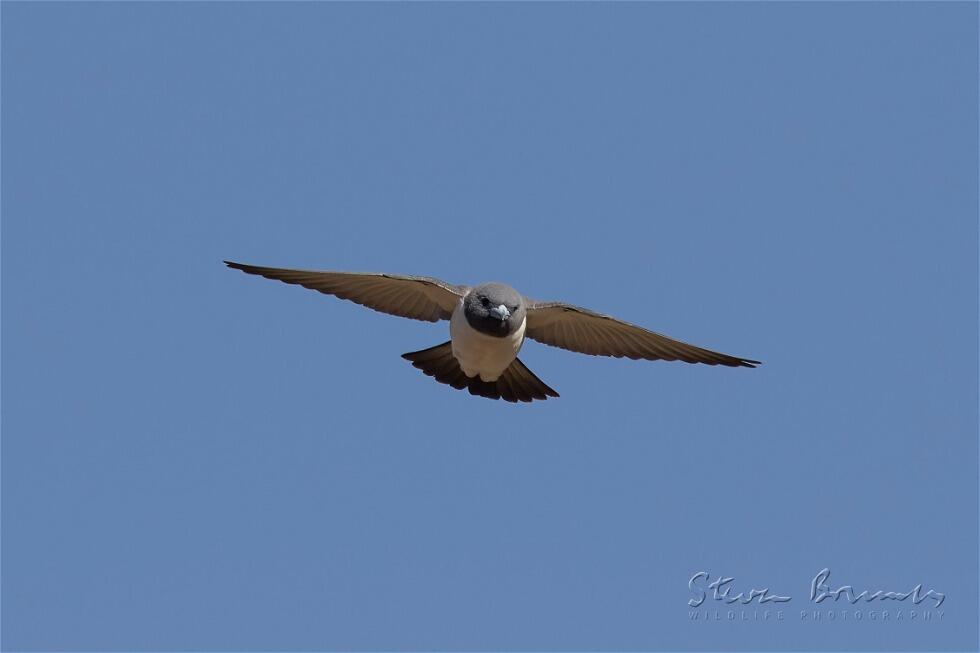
[2,2,977,651]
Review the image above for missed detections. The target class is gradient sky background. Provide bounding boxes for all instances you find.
[2,3,977,651]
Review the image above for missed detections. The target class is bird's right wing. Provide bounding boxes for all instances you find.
[225,261,465,322]
[525,301,760,367]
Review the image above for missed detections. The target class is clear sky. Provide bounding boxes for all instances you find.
[2,2,977,651]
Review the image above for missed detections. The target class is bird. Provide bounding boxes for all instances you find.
[224,261,760,402]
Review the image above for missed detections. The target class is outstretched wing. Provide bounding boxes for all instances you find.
[225,261,465,322]
[525,301,759,367]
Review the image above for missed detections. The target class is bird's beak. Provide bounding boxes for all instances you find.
[490,304,510,321]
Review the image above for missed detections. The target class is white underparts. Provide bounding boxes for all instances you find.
[449,301,526,382]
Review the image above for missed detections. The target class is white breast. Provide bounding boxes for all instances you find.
[449,301,526,382]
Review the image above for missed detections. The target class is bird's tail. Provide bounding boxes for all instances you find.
[401,341,559,402]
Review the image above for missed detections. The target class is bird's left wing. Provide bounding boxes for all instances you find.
[225,261,465,322]
[525,301,760,367]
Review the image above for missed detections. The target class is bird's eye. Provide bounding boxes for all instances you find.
[480,297,490,307]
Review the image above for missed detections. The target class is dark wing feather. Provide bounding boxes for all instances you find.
[525,301,760,368]
[225,261,464,322]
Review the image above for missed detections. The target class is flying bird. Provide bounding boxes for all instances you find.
[225,261,760,402]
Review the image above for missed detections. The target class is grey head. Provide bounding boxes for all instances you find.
[463,282,526,337]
